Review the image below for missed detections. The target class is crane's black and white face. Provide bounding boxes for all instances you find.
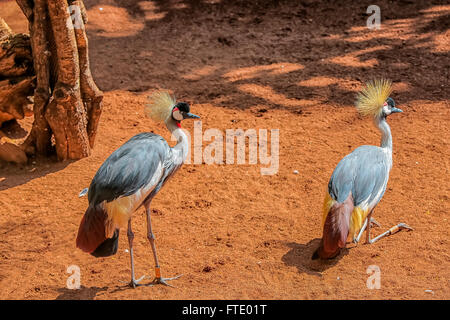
[382,97,402,117]
[172,102,200,123]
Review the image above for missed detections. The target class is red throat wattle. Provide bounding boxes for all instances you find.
[176,122,181,128]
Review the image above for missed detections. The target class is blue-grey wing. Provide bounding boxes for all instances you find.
[328,150,358,203]
[329,146,389,208]
[88,133,171,205]
[352,148,389,208]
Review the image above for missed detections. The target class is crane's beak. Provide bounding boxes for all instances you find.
[391,107,403,114]
[185,112,200,119]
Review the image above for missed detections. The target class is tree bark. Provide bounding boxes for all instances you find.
[0,18,34,125]
[0,18,33,163]
[24,0,52,155]
[72,0,102,148]
[8,0,104,161]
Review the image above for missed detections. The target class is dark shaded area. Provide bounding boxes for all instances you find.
[83,0,449,112]
[1,119,28,139]
[2,0,447,178]
[420,12,450,32]
[0,158,72,191]
[55,285,108,300]
[91,228,119,257]
[281,239,350,275]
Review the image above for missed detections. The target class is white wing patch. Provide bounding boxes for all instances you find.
[78,188,88,197]
[358,195,371,212]
[368,169,389,211]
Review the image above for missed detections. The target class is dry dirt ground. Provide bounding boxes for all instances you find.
[0,0,449,300]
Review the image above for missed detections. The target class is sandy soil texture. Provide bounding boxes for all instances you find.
[0,0,449,300]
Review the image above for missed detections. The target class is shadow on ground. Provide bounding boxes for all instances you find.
[83,0,449,112]
[55,285,109,300]
[0,159,72,191]
[281,238,350,276]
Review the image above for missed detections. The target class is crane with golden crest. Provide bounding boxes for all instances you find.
[76,91,199,287]
[313,79,412,259]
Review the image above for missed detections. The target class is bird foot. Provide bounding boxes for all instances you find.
[147,274,182,287]
[388,222,413,235]
[120,275,146,288]
[397,223,413,231]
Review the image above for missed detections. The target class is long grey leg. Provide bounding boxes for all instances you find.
[365,212,412,244]
[354,212,381,244]
[145,203,182,287]
[125,220,144,288]
[354,218,368,243]
[367,223,413,244]
[365,212,373,244]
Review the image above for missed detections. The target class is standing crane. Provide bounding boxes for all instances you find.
[76,91,199,287]
[312,79,412,260]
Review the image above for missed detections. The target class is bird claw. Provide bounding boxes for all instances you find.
[397,223,413,231]
[147,274,182,287]
[120,275,146,288]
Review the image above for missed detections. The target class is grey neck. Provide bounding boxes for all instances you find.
[374,116,392,150]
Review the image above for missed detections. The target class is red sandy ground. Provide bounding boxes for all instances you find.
[0,0,449,300]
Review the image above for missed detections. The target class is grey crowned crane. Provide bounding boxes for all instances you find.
[76,91,199,287]
[313,79,412,260]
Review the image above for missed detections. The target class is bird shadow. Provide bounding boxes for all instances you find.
[108,276,169,294]
[54,285,109,300]
[281,238,350,276]
[109,282,140,294]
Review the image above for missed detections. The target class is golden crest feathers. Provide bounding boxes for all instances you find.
[145,90,176,122]
[356,79,393,117]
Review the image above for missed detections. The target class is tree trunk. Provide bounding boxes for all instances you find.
[2,0,103,161]
[0,18,33,163]
[0,18,34,125]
